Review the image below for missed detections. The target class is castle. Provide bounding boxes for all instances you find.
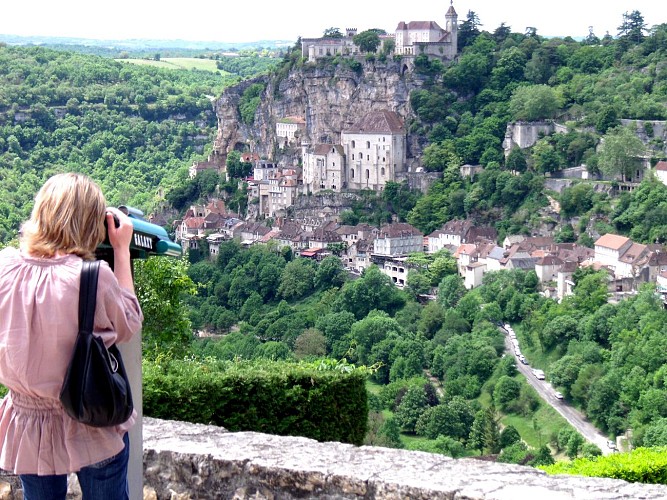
[301,2,458,63]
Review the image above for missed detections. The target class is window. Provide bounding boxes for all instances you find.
[351,140,356,148]
[352,154,354,160]
[366,169,370,179]
[381,167,385,176]
[367,155,370,160]
[366,141,370,149]
[351,169,355,179]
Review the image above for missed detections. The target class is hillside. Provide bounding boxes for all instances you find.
[2,17,667,467]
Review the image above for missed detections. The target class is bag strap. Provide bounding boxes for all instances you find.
[79,260,101,335]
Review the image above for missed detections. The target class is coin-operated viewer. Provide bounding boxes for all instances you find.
[97,205,181,499]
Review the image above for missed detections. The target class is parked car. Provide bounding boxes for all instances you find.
[519,355,528,365]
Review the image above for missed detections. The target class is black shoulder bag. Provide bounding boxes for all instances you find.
[59,260,134,427]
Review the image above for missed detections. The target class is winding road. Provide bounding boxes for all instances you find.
[501,324,615,456]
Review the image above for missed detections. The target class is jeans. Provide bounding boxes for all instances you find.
[20,432,129,500]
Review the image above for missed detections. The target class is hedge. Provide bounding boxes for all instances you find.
[142,357,369,445]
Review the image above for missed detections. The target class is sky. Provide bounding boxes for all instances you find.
[1,1,663,44]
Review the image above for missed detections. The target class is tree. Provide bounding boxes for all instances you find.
[438,274,466,309]
[598,126,645,182]
[468,407,501,454]
[134,257,196,351]
[499,425,521,449]
[458,10,482,50]
[294,328,327,359]
[509,85,561,121]
[353,30,381,53]
[333,266,406,319]
[506,146,527,173]
[394,385,429,433]
[278,258,316,300]
[618,10,647,44]
[315,255,347,290]
[323,27,343,38]
[494,376,521,411]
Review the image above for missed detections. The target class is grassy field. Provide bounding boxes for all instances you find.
[117,57,227,74]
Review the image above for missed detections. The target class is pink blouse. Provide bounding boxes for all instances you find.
[0,248,143,475]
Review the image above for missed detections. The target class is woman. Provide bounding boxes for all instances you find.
[0,173,144,499]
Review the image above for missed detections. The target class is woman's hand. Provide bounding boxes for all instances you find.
[105,207,133,252]
[105,207,135,292]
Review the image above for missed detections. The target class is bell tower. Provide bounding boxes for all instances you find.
[445,0,458,57]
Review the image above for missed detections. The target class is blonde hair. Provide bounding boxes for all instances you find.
[20,173,107,259]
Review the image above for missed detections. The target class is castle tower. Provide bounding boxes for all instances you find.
[445,0,458,57]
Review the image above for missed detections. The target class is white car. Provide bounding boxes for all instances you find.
[554,391,563,399]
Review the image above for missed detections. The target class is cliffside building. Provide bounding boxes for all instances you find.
[394,2,458,60]
[276,116,306,147]
[341,110,407,191]
[301,29,360,63]
[302,143,346,193]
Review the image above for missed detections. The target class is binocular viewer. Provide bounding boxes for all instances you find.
[96,206,181,266]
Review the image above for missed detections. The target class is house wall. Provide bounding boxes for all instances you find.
[342,132,406,190]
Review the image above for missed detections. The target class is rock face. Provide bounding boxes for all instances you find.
[213,59,428,166]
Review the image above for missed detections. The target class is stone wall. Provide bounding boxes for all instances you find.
[3,417,667,499]
[140,418,667,500]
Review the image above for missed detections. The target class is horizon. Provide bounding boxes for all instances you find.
[1,1,663,46]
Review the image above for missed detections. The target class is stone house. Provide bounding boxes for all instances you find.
[234,222,272,246]
[175,217,205,245]
[535,255,564,282]
[453,243,478,273]
[557,260,578,300]
[656,160,667,186]
[276,116,305,146]
[336,223,377,247]
[351,238,375,271]
[309,228,343,249]
[253,160,279,181]
[302,144,345,193]
[658,270,667,304]
[427,219,497,253]
[341,110,406,191]
[381,258,410,288]
[485,246,506,272]
[463,261,486,289]
[258,169,300,217]
[595,234,637,276]
[373,222,423,257]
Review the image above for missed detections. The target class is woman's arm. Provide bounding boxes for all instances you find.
[105,207,135,294]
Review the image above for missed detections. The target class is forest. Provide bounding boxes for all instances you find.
[1,8,667,470]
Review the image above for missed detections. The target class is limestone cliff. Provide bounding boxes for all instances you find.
[213,59,429,166]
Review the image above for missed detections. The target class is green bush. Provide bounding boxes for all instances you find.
[143,357,369,445]
[540,447,667,484]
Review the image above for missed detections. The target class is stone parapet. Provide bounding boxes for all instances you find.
[142,417,667,499]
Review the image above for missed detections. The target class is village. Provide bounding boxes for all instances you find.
[171,185,667,305]
[173,1,667,307]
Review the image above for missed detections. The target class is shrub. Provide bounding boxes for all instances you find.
[540,447,667,484]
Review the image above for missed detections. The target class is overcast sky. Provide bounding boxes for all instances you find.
[2,1,663,44]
